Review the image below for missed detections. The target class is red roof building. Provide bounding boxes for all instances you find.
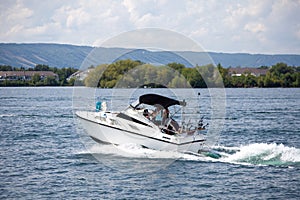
[0,71,58,81]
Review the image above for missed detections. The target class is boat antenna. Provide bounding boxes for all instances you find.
[198,91,202,120]
[198,92,201,115]
[197,91,208,130]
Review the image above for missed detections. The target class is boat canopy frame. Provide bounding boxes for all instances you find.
[133,94,186,109]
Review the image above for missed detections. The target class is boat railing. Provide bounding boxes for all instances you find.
[180,106,206,133]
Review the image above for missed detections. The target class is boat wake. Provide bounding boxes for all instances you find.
[77,143,300,168]
[215,143,300,167]
[0,114,16,117]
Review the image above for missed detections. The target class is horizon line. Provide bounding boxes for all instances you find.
[1,42,299,56]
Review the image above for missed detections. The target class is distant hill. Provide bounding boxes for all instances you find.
[0,43,299,69]
[0,43,92,68]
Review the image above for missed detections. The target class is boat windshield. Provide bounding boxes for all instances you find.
[130,99,140,108]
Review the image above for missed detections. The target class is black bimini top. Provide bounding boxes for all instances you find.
[139,94,186,109]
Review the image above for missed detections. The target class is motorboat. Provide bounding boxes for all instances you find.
[76,94,209,154]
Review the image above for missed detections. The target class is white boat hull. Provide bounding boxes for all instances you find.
[76,111,206,153]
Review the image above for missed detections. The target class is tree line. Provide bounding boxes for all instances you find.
[84,60,224,88]
[84,60,300,88]
[0,64,77,86]
[1,61,299,87]
[218,63,300,87]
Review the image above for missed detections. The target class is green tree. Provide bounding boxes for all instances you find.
[85,64,107,87]
[270,63,294,76]
[169,76,188,88]
[144,65,157,85]
[217,63,230,87]
[98,60,142,88]
[257,76,265,87]
[197,64,223,87]
[34,64,50,71]
[244,75,257,87]
[263,72,280,87]
[0,65,13,71]
[44,76,58,86]
[181,67,206,88]
[167,63,185,73]
[282,73,293,87]
[7,60,294,88]
[156,67,174,87]
[31,73,41,86]
[231,76,244,87]
[293,73,300,87]
[67,77,76,86]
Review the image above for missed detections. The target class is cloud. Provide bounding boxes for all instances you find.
[0,0,299,54]
[6,1,33,21]
[101,28,203,52]
[1,0,32,38]
[55,6,91,29]
[244,23,266,33]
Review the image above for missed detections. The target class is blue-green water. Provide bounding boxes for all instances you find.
[0,87,299,199]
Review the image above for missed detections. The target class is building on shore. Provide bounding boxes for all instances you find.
[67,69,94,81]
[228,68,268,77]
[0,71,59,81]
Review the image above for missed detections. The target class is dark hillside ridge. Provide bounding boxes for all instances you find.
[0,43,92,68]
[0,43,299,69]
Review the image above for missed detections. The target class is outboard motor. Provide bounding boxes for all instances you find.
[96,101,101,112]
[198,117,209,130]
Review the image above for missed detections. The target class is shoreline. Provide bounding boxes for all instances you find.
[0,86,299,89]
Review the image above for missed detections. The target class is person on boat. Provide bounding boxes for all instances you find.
[146,105,163,125]
[162,108,169,125]
[143,109,150,119]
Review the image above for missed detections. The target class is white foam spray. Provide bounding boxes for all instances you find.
[77,142,300,167]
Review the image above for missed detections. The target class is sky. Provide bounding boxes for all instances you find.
[0,0,300,54]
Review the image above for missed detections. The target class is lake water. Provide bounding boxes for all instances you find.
[0,87,299,199]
